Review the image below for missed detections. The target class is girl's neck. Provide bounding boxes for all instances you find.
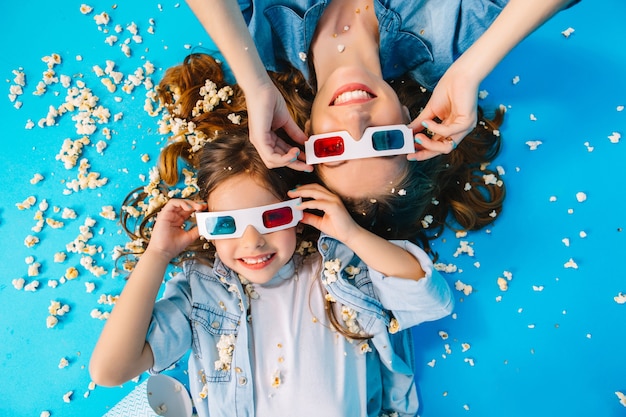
[311,0,380,86]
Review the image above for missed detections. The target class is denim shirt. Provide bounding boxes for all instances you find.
[237,0,509,89]
[146,235,453,417]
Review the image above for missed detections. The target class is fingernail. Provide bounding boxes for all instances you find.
[407,156,417,161]
[290,157,298,162]
[414,137,422,145]
[421,121,429,128]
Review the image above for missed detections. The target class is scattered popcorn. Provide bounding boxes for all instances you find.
[525,140,543,150]
[579,231,587,238]
[388,318,400,334]
[576,192,587,203]
[54,252,67,262]
[533,285,544,292]
[608,132,621,143]
[564,258,579,269]
[46,315,59,328]
[549,196,557,202]
[227,113,241,125]
[617,105,624,112]
[530,114,537,121]
[12,278,25,290]
[79,4,93,14]
[616,391,626,407]
[58,357,69,369]
[63,390,73,403]
[434,263,458,273]
[40,412,51,417]
[65,267,80,280]
[85,282,96,293]
[464,358,475,366]
[453,241,474,257]
[24,235,40,248]
[438,331,449,340]
[299,52,307,62]
[478,90,488,99]
[461,343,470,352]
[512,75,520,85]
[427,359,436,367]
[215,334,236,371]
[100,205,116,220]
[614,292,626,304]
[16,196,37,210]
[455,280,473,296]
[562,238,570,247]
[561,27,575,37]
[497,277,508,292]
[30,173,44,184]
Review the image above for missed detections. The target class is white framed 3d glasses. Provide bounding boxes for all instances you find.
[305,124,414,164]
[195,198,303,239]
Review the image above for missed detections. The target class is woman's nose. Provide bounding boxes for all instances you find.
[344,110,371,142]
[240,225,266,248]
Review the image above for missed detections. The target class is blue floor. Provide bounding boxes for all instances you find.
[1,1,624,416]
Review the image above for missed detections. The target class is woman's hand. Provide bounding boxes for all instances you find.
[246,82,313,172]
[147,199,207,260]
[287,184,361,244]
[407,65,479,161]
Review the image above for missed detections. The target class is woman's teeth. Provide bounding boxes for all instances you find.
[333,90,371,105]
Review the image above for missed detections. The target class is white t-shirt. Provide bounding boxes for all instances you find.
[249,254,375,417]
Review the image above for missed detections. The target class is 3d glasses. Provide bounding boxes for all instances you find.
[195,198,303,239]
[305,124,414,164]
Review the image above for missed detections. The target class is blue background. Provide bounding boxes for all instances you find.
[0,1,624,416]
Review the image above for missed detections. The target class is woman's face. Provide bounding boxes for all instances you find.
[309,66,410,199]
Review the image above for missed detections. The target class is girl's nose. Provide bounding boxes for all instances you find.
[240,225,266,248]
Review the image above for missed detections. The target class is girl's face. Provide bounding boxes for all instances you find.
[207,174,297,285]
[309,66,410,199]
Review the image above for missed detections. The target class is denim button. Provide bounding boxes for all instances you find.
[238,376,247,385]
[211,321,220,329]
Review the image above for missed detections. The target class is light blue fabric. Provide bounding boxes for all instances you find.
[146,235,452,417]
[237,0,508,89]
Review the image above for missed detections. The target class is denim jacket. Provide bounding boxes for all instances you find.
[237,0,508,89]
[147,235,453,417]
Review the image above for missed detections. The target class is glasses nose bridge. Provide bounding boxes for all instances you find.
[240,224,265,247]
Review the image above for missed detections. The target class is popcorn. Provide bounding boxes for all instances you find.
[614,292,626,304]
[564,258,579,269]
[455,280,473,296]
[215,334,236,371]
[16,196,37,210]
[525,140,543,150]
[608,132,621,144]
[576,192,587,203]
[62,390,73,403]
[30,173,44,184]
[24,235,40,248]
[561,27,575,37]
[58,357,69,369]
[79,4,93,14]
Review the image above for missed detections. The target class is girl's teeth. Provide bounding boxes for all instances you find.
[334,90,371,105]
[242,254,272,264]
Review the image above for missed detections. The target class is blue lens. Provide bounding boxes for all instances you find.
[206,216,236,235]
[371,130,404,150]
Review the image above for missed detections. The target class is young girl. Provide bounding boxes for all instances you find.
[89,134,453,417]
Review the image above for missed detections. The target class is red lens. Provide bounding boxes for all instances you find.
[262,206,294,228]
[313,136,345,157]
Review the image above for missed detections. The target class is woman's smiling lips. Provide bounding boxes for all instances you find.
[238,253,275,270]
[330,83,376,106]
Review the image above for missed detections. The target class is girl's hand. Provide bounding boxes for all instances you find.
[246,83,313,172]
[288,184,361,244]
[147,199,207,260]
[407,66,479,161]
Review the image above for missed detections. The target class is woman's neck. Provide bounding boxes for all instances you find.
[311,0,380,87]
